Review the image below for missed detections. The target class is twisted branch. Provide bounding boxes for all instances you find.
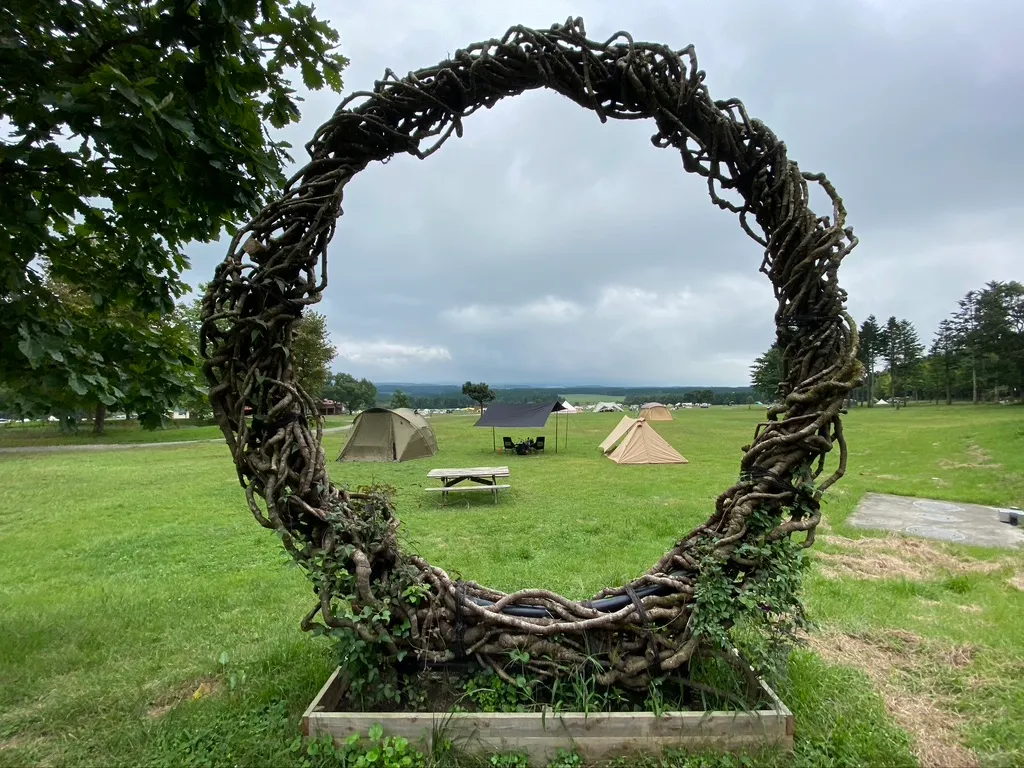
[201,17,862,690]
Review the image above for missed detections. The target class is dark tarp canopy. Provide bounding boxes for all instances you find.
[474,401,572,453]
[473,401,568,428]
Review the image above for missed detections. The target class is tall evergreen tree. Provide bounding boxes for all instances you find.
[880,316,924,400]
[858,315,883,404]
[897,318,925,398]
[930,319,957,405]
[975,281,1024,400]
[950,290,982,403]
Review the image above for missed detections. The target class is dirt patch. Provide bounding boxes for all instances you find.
[938,444,1002,470]
[968,444,992,464]
[807,630,979,768]
[958,604,983,614]
[818,551,930,581]
[147,676,222,719]
[0,736,26,751]
[941,645,976,669]
[816,534,1005,582]
[0,735,47,756]
[146,703,176,719]
[1008,574,1024,591]
[937,460,985,470]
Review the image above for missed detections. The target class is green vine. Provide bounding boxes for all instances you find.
[299,485,425,709]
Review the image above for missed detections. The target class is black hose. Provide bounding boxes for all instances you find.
[469,581,669,619]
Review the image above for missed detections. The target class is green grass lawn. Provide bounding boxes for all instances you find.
[0,405,1021,767]
[0,416,352,448]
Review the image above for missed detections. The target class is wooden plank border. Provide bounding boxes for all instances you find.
[303,669,794,763]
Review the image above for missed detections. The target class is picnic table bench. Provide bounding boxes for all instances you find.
[425,466,510,504]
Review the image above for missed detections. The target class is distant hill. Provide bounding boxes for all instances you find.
[374,383,463,397]
[373,383,754,409]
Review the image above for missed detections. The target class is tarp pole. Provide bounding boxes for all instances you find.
[554,412,558,454]
[492,427,495,453]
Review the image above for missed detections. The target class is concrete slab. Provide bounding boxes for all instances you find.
[849,493,1024,549]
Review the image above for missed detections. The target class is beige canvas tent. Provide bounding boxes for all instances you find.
[639,402,673,421]
[602,417,687,465]
[592,402,624,413]
[338,407,438,462]
[599,415,637,452]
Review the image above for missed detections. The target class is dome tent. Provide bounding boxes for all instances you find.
[639,402,673,421]
[338,408,438,462]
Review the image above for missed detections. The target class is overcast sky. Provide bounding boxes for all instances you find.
[183,0,1023,386]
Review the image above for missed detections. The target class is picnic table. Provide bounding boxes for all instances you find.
[425,466,511,504]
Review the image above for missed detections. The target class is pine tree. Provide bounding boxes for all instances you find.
[930,320,956,405]
[858,315,883,404]
[880,316,923,401]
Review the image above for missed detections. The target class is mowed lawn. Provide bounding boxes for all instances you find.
[0,416,353,448]
[1,406,1022,767]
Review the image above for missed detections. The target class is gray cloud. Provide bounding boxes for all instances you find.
[184,0,1024,385]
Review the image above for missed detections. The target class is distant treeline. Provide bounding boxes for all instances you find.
[371,384,755,410]
[748,279,1024,404]
[619,389,754,406]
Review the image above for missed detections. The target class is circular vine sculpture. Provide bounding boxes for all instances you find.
[201,18,861,690]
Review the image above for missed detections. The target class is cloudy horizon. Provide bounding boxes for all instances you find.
[183,0,1023,387]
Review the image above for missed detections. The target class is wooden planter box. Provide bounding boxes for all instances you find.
[303,668,794,763]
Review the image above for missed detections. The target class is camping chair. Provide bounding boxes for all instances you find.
[502,436,516,453]
[533,436,545,452]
